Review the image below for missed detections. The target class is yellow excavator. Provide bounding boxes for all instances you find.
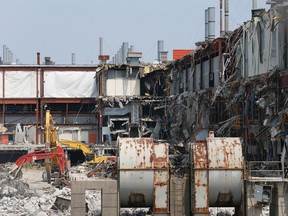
[58,139,115,164]
[46,110,115,164]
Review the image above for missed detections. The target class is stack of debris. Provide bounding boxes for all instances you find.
[0,165,71,216]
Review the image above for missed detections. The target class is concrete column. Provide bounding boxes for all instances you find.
[245,182,263,216]
[270,182,288,216]
[71,180,118,216]
[170,175,190,216]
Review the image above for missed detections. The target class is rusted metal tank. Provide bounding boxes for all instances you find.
[191,132,244,215]
[118,138,169,214]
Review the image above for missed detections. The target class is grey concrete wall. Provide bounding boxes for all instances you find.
[270,182,288,216]
[246,182,288,216]
[245,182,263,216]
[170,175,190,216]
[71,180,118,216]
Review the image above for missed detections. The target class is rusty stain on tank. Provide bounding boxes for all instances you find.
[154,181,166,187]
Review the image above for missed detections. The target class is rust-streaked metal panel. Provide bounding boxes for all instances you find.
[193,170,209,214]
[206,137,243,169]
[154,170,169,213]
[154,143,168,169]
[206,137,243,206]
[192,142,209,214]
[192,141,208,169]
[119,138,153,169]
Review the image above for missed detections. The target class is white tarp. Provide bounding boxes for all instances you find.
[44,71,97,98]
[106,78,140,96]
[5,71,37,98]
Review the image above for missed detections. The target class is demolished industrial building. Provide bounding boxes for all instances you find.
[0,0,288,216]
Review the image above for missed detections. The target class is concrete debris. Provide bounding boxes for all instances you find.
[209,208,234,216]
[120,208,151,216]
[0,166,71,216]
[85,190,101,216]
[87,161,117,178]
[69,162,117,180]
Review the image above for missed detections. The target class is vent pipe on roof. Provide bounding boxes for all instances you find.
[224,0,229,33]
[37,52,40,65]
[122,42,128,64]
[253,0,257,9]
[128,45,134,53]
[157,40,164,61]
[205,9,209,41]
[5,47,9,63]
[117,49,122,64]
[208,7,216,40]
[3,45,6,63]
[8,50,12,64]
[72,53,76,65]
[99,37,103,56]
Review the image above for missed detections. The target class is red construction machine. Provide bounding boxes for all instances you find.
[9,146,70,187]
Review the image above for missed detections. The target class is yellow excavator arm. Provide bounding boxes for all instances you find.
[58,140,111,164]
[45,110,114,164]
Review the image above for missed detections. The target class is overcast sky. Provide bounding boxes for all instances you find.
[0,0,269,64]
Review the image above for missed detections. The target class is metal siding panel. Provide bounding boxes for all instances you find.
[173,50,192,60]
[154,170,169,213]
[195,64,201,91]
[203,61,209,89]
[194,171,209,212]
[119,138,153,169]
[154,143,168,169]
[206,137,243,169]
[212,57,219,86]
[187,67,193,92]
[193,141,208,168]
[192,142,209,214]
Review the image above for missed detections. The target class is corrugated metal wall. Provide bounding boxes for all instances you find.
[203,60,209,89]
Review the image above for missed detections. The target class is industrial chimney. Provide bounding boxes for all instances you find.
[71,53,76,65]
[253,0,257,9]
[98,37,110,64]
[205,9,209,41]
[224,0,229,33]
[122,42,129,64]
[3,45,6,63]
[157,40,164,61]
[208,7,216,40]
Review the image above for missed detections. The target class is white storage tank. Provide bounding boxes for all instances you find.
[191,131,244,215]
[117,138,169,214]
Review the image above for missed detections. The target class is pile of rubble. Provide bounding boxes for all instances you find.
[0,164,71,216]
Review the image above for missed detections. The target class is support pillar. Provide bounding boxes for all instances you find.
[71,180,118,216]
[270,182,288,216]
